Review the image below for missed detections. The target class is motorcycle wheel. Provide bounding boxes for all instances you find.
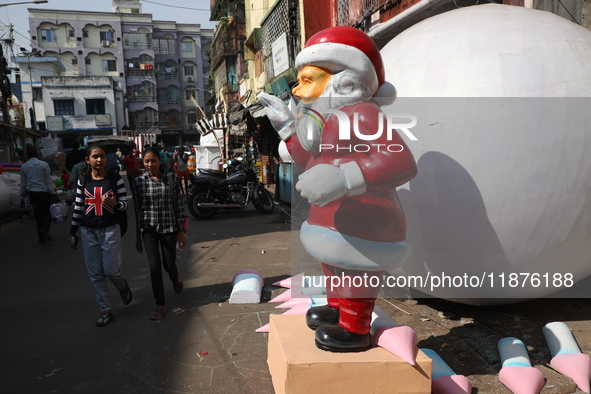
[187,189,217,219]
[253,185,275,214]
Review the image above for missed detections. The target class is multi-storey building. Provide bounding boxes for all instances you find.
[209,0,247,109]
[20,0,213,147]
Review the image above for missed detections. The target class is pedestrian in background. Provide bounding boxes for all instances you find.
[133,147,186,320]
[173,146,190,196]
[65,140,83,172]
[106,151,120,172]
[20,144,58,243]
[68,149,89,189]
[69,143,132,327]
[123,148,140,193]
[156,144,169,173]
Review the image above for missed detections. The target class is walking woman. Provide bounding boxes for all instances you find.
[133,147,186,320]
[69,144,132,327]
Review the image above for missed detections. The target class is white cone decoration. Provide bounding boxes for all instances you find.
[229,269,264,304]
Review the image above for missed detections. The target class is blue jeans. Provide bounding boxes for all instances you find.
[81,225,127,312]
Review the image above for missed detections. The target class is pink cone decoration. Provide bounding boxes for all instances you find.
[432,375,472,394]
[272,273,304,289]
[499,366,545,394]
[422,348,471,394]
[543,322,591,393]
[550,353,591,393]
[255,304,311,333]
[373,325,418,365]
[275,296,311,309]
[269,289,293,303]
[282,303,311,315]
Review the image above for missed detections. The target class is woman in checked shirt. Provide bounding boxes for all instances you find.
[133,147,187,320]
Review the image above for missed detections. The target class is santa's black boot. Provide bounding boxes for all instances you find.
[314,297,375,352]
[315,324,372,352]
[306,263,340,330]
[306,304,340,330]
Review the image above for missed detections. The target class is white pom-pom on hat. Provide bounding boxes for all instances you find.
[374,81,397,106]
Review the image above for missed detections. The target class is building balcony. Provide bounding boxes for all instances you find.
[157,97,180,105]
[123,42,152,50]
[153,48,176,55]
[126,69,155,77]
[156,72,179,80]
[128,95,156,103]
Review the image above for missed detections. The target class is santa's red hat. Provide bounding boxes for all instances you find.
[295,26,396,105]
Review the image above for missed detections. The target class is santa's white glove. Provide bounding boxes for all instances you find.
[257,92,296,140]
[296,162,367,206]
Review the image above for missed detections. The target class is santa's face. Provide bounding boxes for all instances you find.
[292,66,332,103]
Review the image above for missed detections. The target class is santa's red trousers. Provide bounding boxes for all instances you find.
[321,263,383,335]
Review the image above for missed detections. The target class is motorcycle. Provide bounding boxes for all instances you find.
[187,158,275,219]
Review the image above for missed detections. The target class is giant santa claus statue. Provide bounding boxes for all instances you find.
[259,26,417,352]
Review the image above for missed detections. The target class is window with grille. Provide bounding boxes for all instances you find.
[86,99,106,115]
[123,33,152,49]
[100,31,113,44]
[32,87,43,101]
[153,39,176,54]
[72,58,78,65]
[41,29,57,42]
[184,65,195,76]
[102,60,117,72]
[54,100,75,115]
[181,42,193,53]
[187,111,197,125]
[185,89,196,101]
[83,30,88,38]
[85,58,91,65]
[68,29,75,38]
[261,0,301,81]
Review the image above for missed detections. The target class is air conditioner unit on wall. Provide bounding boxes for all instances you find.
[187,77,195,82]
[102,40,111,47]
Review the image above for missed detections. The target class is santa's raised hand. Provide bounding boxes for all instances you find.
[257,92,296,141]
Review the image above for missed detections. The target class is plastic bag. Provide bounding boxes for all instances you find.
[50,202,68,223]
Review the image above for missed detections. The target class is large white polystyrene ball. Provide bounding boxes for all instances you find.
[381,4,591,304]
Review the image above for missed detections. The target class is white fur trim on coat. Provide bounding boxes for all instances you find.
[300,222,411,271]
[295,43,379,95]
[339,161,366,196]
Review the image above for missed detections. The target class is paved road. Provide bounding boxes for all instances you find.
[2,188,591,393]
[0,194,291,394]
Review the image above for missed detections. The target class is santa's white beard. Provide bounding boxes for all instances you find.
[295,76,372,155]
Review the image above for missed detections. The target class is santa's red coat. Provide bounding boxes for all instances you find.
[287,100,417,271]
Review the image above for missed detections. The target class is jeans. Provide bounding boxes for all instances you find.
[28,191,52,240]
[81,225,127,312]
[142,228,179,306]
